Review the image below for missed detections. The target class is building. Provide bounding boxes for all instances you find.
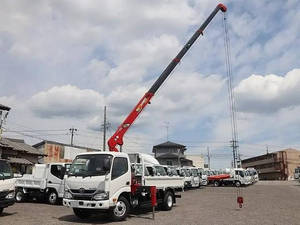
[185,155,205,168]
[152,141,193,167]
[241,148,300,180]
[33,140,100,163]
[0,137,45,174]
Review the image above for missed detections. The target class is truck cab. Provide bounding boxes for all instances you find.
[0,159,15,214]
[197,168,208,186]
[185,167,201,188]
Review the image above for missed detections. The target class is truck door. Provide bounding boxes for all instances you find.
[47,164,65,197]
[110,157,131,200]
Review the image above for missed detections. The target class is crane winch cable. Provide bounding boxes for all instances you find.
[222,11,244,209]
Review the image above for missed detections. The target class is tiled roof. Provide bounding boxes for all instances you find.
[153,141,186,148]
[0,138,43,155]
[33,140,100,151]
[8,157,33,165]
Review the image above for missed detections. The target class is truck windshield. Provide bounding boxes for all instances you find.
[68,154,113,177]
[0,160,13,179]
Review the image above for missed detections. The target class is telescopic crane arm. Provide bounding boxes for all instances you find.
[108,4,227,152]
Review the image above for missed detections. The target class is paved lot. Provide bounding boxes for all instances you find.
[1,181,300,225]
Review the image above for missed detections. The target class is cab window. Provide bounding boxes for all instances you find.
[112,157,128,180]
[51,165,65,179]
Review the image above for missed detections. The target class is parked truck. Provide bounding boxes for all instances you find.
[209,168,249,187]
[0,159,15,215]
[63,152,184,221]
[15,163,70,204]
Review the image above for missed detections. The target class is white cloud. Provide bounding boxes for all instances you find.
[29,85,105,118]
[235,69,300,113]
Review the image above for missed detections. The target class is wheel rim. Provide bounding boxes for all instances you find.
[49,192,57,203]
[236,182,241,187]
[16,192,22,201]
[114,201,126,217]
[167,195,173,207]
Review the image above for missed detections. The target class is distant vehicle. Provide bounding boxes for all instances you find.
[186,167,201,188]
[177,168,192,188]
[294,167,300,180]
[0,159,15,214]
[15,163,70,204]
[246,168,259,183]
[209,168,249,187]
[197,168,208,186]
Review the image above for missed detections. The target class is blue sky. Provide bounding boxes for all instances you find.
[1,0,300,168]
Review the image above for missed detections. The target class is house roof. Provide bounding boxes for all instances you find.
[153,141,186,148]
[33,140,100,151]
[0,104,10,111]
[0,138,44,155]
[8,157,33,165]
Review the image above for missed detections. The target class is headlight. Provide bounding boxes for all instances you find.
[93,192,109,201]
[64,190,73,199]
[5,191,15,199]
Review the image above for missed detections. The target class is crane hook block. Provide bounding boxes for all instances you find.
[237,196,243,208]
[218,3,227,12]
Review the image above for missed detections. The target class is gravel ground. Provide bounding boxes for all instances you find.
[1,181,300,225]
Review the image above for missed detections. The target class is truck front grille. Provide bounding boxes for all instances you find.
[70,189,96,194]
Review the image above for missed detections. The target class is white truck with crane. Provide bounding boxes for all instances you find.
[63,3,227,221]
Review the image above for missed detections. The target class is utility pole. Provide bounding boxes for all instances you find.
[103,106,107,151]
[266,145,269,154]
[0,104,11,141]
[69,127,78,146]
[101,106,110,151]
[207,146,211,170]
[163,121,170,141]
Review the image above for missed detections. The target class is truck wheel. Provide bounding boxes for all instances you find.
[213,181,219,187]
[48,191,58,205]
[73,208,92,219]
[110,196,129,221]
[15,190,24,202]
[162,191,174,211]
[0,208,3,215]
[235,181,241,187]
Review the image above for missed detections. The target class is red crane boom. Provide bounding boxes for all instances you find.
[108,4,227,152]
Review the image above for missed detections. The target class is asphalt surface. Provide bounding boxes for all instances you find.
[1,181,300,225]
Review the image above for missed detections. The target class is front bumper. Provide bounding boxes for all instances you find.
[0,198,15,208]
[63,199,110,209]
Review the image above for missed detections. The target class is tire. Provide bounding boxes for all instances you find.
[73,208,92,219]
[48,191,58,205]
[162,191,174,211]
[15,189,24,202]
[213,181,219,187]
[0,208,3,215]
[235,181,241,187]
[110,196,130,221]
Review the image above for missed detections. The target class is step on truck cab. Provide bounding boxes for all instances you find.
[63,152,183,221]
[0,159,15,215]
[15,163,70,204]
